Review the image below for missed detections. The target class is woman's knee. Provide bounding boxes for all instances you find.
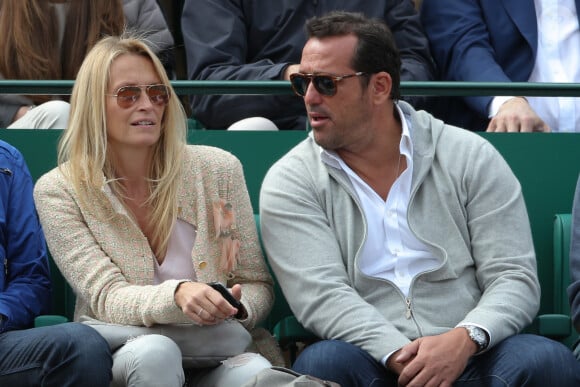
[125,334,181,367]
[112,334,183,387]
[192,353,271,387]
[36,100,70,128]
[9,100,70,129]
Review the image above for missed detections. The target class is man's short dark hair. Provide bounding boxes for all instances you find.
[305,11,401,100]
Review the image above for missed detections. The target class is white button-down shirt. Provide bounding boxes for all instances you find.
[321,105,440,297]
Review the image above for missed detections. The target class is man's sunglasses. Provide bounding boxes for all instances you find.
[289,72,367,97]
[107,84,171,108]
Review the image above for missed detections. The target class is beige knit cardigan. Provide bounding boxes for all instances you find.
[34,144,282,364]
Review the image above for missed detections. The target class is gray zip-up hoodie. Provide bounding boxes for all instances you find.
[260,101,540,362]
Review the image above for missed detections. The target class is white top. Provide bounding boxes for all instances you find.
[321,105,440,297]
[154,219,196,284]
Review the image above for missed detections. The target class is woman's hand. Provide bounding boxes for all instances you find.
[174,281,240,325]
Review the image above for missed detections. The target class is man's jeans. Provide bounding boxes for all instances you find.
[0,322,112,386]
[293,334,580,386]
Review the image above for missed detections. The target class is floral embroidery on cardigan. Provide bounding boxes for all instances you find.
[213,199,240,273]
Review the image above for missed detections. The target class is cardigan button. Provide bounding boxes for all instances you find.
[198,261,208,270]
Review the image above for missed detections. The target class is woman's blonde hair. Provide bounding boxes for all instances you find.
[58,34,187,258]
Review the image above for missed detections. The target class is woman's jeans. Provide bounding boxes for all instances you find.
[111,334,271,387]
[293,334,580,387]
[0,322,112,386]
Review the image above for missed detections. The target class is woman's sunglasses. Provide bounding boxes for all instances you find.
[289,72,367,97]
[107,84,171,108]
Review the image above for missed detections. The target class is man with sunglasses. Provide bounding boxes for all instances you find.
[181,0,434,130]
[260,11,580,387]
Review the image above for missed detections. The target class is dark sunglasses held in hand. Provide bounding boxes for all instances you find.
[290,72,366,97]
[107,84,171,108]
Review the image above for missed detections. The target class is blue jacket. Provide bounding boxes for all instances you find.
[0,140,50,332]
[421,0,580,131]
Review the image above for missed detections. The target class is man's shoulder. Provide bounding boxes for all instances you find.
[0,140,21,160]
[0,140,26,171]
[403,104,501,169]
[402,102,487,147]
[270,136,318,168]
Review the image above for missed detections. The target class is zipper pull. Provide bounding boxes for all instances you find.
[4,258,7,277]
[0,168,12,176]
[405,298,412,319]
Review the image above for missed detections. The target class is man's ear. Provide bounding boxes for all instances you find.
[371,71,393,104]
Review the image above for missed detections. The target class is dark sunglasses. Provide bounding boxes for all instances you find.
[289,72,367,97]
[107,84,171,108]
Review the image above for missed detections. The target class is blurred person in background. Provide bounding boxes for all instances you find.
[0,0,174,129]
[422,0,580,132]
[182,0,435,130]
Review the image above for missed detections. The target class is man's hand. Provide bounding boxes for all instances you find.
[386,349,413,375]
[393,328,477,386]
[486,97,550,132]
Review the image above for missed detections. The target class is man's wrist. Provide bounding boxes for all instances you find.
[463,325,489,354]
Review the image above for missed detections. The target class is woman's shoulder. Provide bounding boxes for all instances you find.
[35,165,66,191]
[183,144,241,168]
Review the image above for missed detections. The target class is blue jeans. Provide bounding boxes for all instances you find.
[0,322,112,386]
[292,334,580,387]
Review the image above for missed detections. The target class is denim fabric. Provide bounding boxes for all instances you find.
[293,334,580,387]
[293,340,398,387]
[0,323,112,387]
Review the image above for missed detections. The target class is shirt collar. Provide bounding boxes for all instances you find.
[320,103,413,169]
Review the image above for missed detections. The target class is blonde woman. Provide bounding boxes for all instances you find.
[33,35,280,387]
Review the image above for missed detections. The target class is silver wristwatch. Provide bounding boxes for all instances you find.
[464,325,488,353]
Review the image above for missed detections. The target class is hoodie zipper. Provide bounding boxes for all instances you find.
[405,297,412,319]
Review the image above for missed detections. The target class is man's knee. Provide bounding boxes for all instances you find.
[293,340,373,370]
[488,334,580,384]
[9,100,70,129]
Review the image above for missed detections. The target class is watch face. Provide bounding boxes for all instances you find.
[467,326,487,349]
